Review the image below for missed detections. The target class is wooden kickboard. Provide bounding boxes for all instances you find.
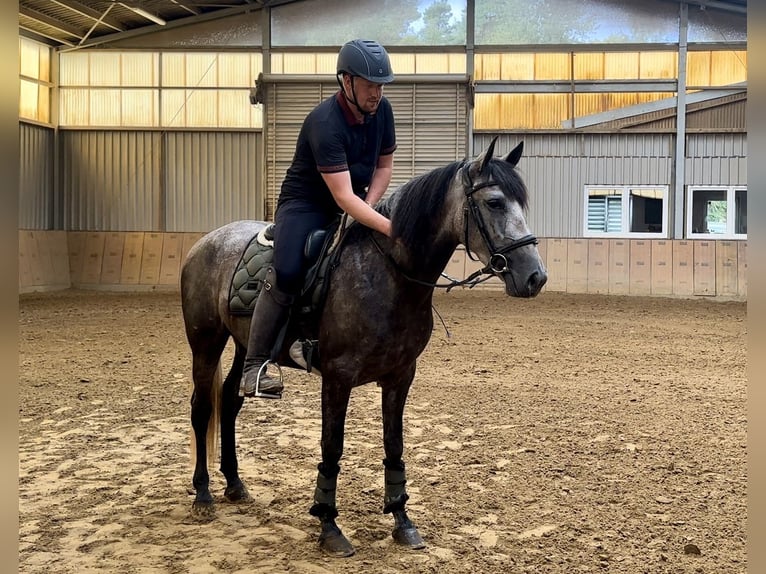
[159,233,184,285]
[629,240,651,296]
[715,240,738,297]
[737,241,747,298]
[545,238,567,292]
[139,232,164,284]
[48,230,71,285]
[120,233,145,284]
[650,240,673,296]
[672,240,694,296]
[586,239,608,294]
[608,239,629,295]
[80,233,106,285]
[536,238,547,292]
[66,231,89,286]
[693,240,716,296]
[31,231,56,285]
[100,233,126,284]
[566,239,588,293]
[18,231,33,288]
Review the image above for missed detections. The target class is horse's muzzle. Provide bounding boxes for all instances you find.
[503,267,547,298]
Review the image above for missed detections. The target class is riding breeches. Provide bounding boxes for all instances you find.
[271,200,337,296]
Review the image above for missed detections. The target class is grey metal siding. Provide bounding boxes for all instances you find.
[474,133,673,237]
[686,133,747,186]
[60,130,162,231]
[165,131,263,231]
[265,81,466,220]
[19,122,55,230]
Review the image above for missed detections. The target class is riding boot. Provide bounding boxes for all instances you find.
[239,267,293,399]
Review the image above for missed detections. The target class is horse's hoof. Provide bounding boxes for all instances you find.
[393,526,425,549]
[190,501,216,522]
[224,482,253,503]
[319,530,356,557]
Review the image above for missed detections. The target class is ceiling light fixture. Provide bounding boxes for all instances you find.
[118,3,167,26]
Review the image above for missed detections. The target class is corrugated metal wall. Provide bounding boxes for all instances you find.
[61,131,163,231]
[60,130,264,231]
[165,131,263,231]
[474,132,673,238]
[19,122,54,229]
[265,80,466,220]
[686,133,747,186]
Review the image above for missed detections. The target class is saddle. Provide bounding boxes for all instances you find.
[228,219,347,373]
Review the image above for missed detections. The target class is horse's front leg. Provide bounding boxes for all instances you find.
[220,346,251,504]
[309,378,355,557]
[381,365,425,550]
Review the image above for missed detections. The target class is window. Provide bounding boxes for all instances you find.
[687,186,746,239]
[584,186,668,238]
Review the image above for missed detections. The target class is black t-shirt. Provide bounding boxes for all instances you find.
[277,91,397,215]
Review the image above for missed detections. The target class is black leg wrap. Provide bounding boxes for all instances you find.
[383,461,409,514]
[310,464,339,518]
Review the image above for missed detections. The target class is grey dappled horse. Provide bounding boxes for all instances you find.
[179,138,547,557]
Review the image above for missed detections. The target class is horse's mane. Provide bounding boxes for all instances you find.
[377,157,529,250]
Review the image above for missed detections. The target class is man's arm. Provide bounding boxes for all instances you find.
[322,171,392,237]
[364,153,393,207]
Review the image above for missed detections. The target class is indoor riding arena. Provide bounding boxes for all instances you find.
[18,1,747,573]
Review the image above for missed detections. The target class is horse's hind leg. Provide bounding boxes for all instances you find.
[380,366,425,549]
[190,332,228,521]
[220,344,251,503]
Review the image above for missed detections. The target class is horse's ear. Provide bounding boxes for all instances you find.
[476,136,498,174]
[504,141,524,167]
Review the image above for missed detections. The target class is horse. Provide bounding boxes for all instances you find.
[179,137,547,557]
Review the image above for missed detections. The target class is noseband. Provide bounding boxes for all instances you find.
[461,166,538,274]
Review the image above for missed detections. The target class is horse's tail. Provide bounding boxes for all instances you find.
[189,362,223,469]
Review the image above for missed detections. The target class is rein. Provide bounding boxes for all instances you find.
[368,164,538,291]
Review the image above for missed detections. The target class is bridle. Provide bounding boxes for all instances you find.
[461,165,539,275]
[368,163,538,291]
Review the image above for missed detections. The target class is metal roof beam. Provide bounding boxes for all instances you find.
[64,3,262,50]
[49,0,125,32]
[682,0,747,15]
[19,24,76,47]
[20,6,84,39]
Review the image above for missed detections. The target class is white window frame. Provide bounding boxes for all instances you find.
[583,185,669,239]
[686,186,747,240]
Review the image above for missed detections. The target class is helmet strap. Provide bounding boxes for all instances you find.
[340,74,370,122]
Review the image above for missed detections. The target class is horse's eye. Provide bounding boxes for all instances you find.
[486,198,505,210]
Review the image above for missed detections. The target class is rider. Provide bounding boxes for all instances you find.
[239,39,397,399]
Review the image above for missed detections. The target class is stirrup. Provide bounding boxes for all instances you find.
[252,360,284,399]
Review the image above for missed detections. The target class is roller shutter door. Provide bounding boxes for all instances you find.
[263,78,467,220]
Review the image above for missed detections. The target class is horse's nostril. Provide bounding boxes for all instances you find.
[528,271,547,293]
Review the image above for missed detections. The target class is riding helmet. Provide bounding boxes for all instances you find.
[336,39,394,84]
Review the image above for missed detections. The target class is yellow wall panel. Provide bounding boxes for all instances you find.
[121,52,158,87]
[535,53,570,80]
[500,94,535,130]
[121,90,158,126]
[89,89,121,125]
[218,52,252,87]
[59,89,89,125]
[416,53,451,73]
[37,85,50,123]
[185,90,218,127]
[574,52,603,80]
[19,37,41,79]
[19,80,39,121]
[477,53,501,80]
[186,53,218,87]
[281,53,318,74]
[59,52,90,85]
[499,53,534,80]
[218,90,251,128]
[162,53,186,86]
[448,53,465,74]
[161,89,187,127]
[604,52,639,80]
[574,93,605,118]
[534,94,570,129]
[390,53,415,74]
[315,53,336,74]
[686,51,710,86]
[710,50,747,86]
[639,51,676,79]
[89,53,121,86]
